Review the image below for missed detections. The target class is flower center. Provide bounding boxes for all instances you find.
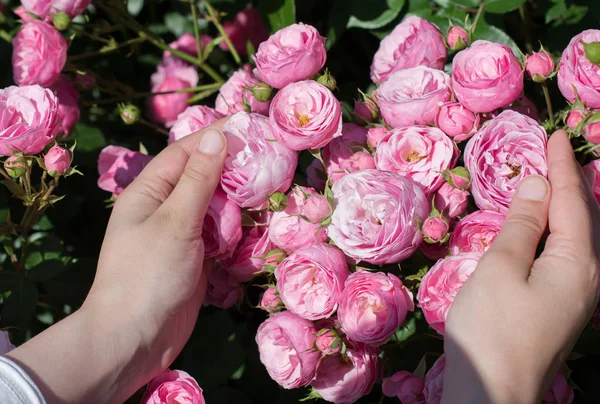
[507,163,521,179]
[297,114,310,127]
[407,151,425,162]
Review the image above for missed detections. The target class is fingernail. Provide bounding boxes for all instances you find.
[198,129,225,155]
[518,175,549,201]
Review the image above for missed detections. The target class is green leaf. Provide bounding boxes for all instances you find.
[127,0,144,17]
[433,0,479,8]
[164,12,188,37]
[545,0,567,23]
[259,0,296,34]
[473,19,520,56]
[27,259,65,282]
[0,271,22,293]
[1,180,25,200]
[347,0,406,30]
[72,123,106,153]
[0,280,38,331]
[483,0,526,14]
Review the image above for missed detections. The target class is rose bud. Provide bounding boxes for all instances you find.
[371,15,447,83]
[317,69,337,92]
[0,331,15,356]
[315,329,342,356]
[424,355,445,404]
[216,65,271,116]
[544,372,574,404]
[141,369,205,404]
[253,23,326,89]
[256,311,320,389]
[245,81,273,103]
[446,25,470,51]
[52,76,80,137]
[422,216,450,243]
[4,156,28,178]
[12,21,67,87]
[559,30,600,108]
[583,41,600,66]
[323,123,369,183]
[382,371,425,403]
[366,126,389,148]
[347,151,376,173]
[434,183,469,219]
[203,187,242,260]
[52,11,71,31]
[44,145,72,177]
[584,112,600,144]
[452,40,524,113]
[442,166,471,190]
[566,108,586,130]
[583,159,600,204]
[450,210,505,255]
[525,49,555,82]
[118,103,141,126]
[311,341,379,404]
[97,146,152,196]
[169,105,222,144]
[353,98,379,124]
[338,271,414,345]
[417,253,482,334]
[268,191,288,212]
[259,287,283,313]
[203,262,244,309]
[435,101,479,142]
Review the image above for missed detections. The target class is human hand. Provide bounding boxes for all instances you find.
[6,121,228,403]
[442,130,600,404]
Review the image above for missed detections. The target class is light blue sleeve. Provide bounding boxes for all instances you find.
[0,356,45,404]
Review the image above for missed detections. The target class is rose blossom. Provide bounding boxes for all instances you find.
[0,85,60,155]
[315,330,342,356]
[51,76,80,137]
[12,20,67,87]
[449,210,505,255]
[221,112,297,209]
[220,8,268,55]
[275,243,349,320]
[338,271,414,345]
[452,40,524,113]
[417,253,481,334]
[367,126,390,148]
[435,102,479,142]
[434,183,469,219]
[204,262,243,309]
[44,145,71,176]
[375,126,457,194]
[0,331,15,356]
[322,123,369,183]
[464,110,548,213]
[423,355,445,404]
[21,0,91,19]
[329,169,429,264]
[163,32,212,62]
[149,59,199,127]
[370,16,446,83]
[141,369,204,404]
[253,23,326,89]
[269,80,342,151]
[377,66,452,128]
[216,64,271,116]
[268,186,330,252]
[567,108,585,129]
[525,49,555,81]
[354,98,378,123]
[543,372,574,404]
[382,371,425,403]
[311,341,380,404]
[347,151,376,173]
[256,311,320,389]
[202,187,242,259]
[168,105,223,143]
[558,30,600,108]
[306,159,326,191]
[446,26,470,50]
[97,146,153,196]
[259,287,282,313]
[422,217,449,242]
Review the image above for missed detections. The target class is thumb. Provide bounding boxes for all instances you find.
[484,175,551,279]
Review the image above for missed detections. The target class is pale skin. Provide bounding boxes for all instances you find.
[3,127,599,403]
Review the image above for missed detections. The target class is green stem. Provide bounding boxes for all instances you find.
[67,36,148,62]
[205,0,242,66]
[472,2,485,32]
[187,87,220,104]
[190,0,204,62]
[518,4,534,53]
[139,119,170,136]
[0,168,12,181]
[70,26,111,44]
[542,82,555,128]
[87,82,222,105]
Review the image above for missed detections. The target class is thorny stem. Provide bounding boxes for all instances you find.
[472,2,485,32]
[542,82,555,128]
[190,0,204,62]
[205,0,242,65]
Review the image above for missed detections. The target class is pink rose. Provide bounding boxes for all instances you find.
[269,80,342,151]
[311,341,379,404]
[0,331,15,356]
[259,287,282,313]
[12,20,67,87]
[0,85,60,156]
[543,372,574,404]
[450,210,505,255]
[163,32,212,62]
[525,49,555,81]
[558,30,600,108]
[464,110,548,213]
[329,169,429,264]
[142,369,204,404]
[203,187,242,259]
[215,64,270,116]
[256,310,320,389]
[423,355,445,404]
[366,126,390,148]
[377,66,452,128]
[44,145,71,176]
[149,59,199,127]
[97,146,153,196]
[353,98,379,123]
[382,371,425,404]
[315,329,342,356]
[306,159,326,191]
[446,26,470,50]
[51,76,80,137]
[375,126,457,194]
[346,151,376,173]
[275,243,349,320]
[585,120,600,144]
[168,105,223,143]
[221,112,297,209]
[370,16,446,83]
[584,159,600,204]
[419,241,450,261]
[435,102,480,142]
[422,217,449,243]
[204,262,243,309]
[567,108,585,129]
[322,123,369,183]
[253,23,326,89]
[338,271,414,345]
[268,186,330,252]
[452,40,524,113]
[220,8,268,55]
[417,253,481,334]
[434,183,469,219]
[21,0,91,19]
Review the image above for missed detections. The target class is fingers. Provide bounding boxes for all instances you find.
[483,175,551,279]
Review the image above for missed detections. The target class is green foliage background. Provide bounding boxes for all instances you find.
[1,0,600,402]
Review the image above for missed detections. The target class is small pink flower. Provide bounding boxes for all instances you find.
[567,109,585,129]
[204,262,244,309]
[203,187,242,260]
[12,20,67,87]
[354,99,378,123]
[435,102,479,142]
[543,372,574,404]
[315,330,342,356]
[259,287,282,313]
[0,331,15,356]
[382,371,425,404]
[450,210,505,255]
[168,105,223,143]
[322,123,369,183]
[97,146,153,196]
[220,8,268,55]
[525,50,555,81]
[216,64,271,116]
[51,76,80,137]
[253,23,326,89]
[446,26,470,50]
[423,355,445,404]
[44,145,71,176]
[142,369,205,404]
[366,126,390,148]
[422,217,449,242]
[163,32,212,62]
[417,253,481,334]
[371,16,446,83]
[558,30,600,108]
[434,183,469,219]
[347,151,376,173]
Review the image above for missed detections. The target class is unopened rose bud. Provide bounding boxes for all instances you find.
[446,26,470,51]
[435,101,479,142]
[44,145,72,177]
[585,112,600,144]
[245,82,273,102]
[119,104,141,125]
[346,151,376,173]
[566,108,586,130]
[353,99,379,123]
[259,287,283,313]
[317,69,336,92]
[525,50,555,83]
[268,191,288,211]
[315,329,342,356]
[583,41,600,66]
[263,249,287,266]
[443,166,471,190]
[52,11,71,31]
[422,216,450,243]
[366,127,389,148]
[4,155,27,178]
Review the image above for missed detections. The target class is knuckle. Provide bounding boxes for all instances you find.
[182,164,215,186]
[506,212,544,235]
